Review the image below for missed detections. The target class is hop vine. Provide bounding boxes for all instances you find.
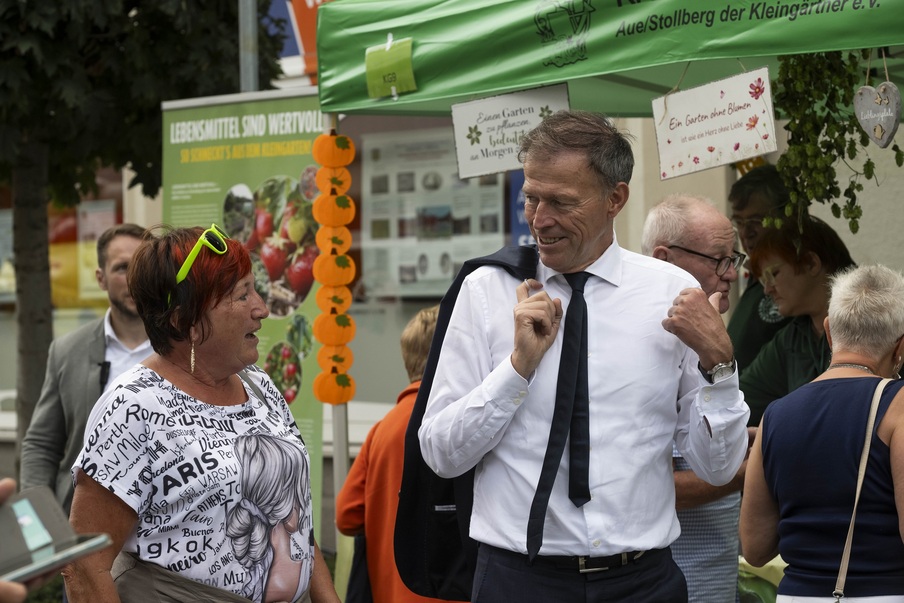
[773,51,904,234]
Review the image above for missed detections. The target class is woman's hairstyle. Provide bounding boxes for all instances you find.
[828,264,904,358]
[127,225,251,355]
[401,305,440,383]
[518,109,635,192]
[749,215,855,278]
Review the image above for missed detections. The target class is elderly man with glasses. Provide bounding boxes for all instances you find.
[642,194,752,603]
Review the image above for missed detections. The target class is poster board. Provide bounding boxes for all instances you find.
[161,88,326,539]
[359,127,505,298]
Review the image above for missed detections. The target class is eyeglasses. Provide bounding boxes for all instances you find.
[760,263,784,287]
[667,245,746,277]
[731,215,766,230]
[175,224,228,285]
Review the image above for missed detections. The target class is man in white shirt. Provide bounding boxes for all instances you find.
[419,111,749,602]
[643,194,752,603]
[21,223,151,514]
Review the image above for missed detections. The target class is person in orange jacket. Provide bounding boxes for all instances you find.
[336,305,452,603]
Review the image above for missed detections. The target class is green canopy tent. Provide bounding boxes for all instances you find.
[316,0,904,117]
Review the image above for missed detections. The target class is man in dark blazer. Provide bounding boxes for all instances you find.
[20,223,150,513]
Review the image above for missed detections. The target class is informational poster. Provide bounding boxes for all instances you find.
[161,89,327,538]
[652,67,777,179]
[451,84,569,178]
[360,127,505,298]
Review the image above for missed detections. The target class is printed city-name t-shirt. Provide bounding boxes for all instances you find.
[74,364,313,603]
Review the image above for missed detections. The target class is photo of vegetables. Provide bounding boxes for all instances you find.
[222,172,321,317]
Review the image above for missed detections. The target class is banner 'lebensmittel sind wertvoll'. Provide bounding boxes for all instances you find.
[161,88,326,537]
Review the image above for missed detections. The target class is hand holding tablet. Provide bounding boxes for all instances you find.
[0,482,110,584]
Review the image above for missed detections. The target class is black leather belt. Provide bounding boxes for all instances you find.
[488,544,658,574]
[536,550,647,573]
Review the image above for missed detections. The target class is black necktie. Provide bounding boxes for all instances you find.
[526,272,591,560]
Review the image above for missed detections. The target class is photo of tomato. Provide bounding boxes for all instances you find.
[227,175,321,317]
[263,340,302,404]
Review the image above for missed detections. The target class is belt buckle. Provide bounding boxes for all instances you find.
[578,554,619,574]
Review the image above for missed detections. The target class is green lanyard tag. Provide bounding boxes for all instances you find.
[365,36,417,99]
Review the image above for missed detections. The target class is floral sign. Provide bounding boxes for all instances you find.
[652,67,777,180]
[451,84,569,178]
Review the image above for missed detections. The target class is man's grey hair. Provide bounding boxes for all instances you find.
[641,194,715,256]
[828,264,904,358]
[518,110,634,193]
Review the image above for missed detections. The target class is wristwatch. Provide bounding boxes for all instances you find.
[700,359,736,384]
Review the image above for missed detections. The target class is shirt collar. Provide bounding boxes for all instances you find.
[536,237,623,288]
[103,308,150,351]
[102,308,118,346]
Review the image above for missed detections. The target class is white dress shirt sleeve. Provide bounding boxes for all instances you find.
[673,351,749,487]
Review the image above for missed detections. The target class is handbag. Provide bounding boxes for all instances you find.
[111,552,252,603]
[832,377,891,602]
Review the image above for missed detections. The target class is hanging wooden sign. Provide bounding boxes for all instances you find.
[854,81,901,149]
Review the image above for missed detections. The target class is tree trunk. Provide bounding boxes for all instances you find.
[12,137,52,480]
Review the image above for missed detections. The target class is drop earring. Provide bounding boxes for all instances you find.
[191,341,196,375]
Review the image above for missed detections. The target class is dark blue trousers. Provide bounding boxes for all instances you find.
[471,544,688,603]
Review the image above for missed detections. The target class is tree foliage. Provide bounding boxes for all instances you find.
[0,0,286,202]
[0,0,285,457]
[773,50,904,234]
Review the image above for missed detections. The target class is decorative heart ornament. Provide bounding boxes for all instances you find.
[854,81,901,148]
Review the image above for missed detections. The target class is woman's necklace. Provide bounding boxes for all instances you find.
[827,362,875,375]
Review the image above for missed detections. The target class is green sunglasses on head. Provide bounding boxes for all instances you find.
[175,223,228,285]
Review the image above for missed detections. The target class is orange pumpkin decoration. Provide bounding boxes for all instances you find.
[313,253,356,287]
[316,225,352,255]
[312,126,357,405]
[317,344,355,373]
[313,312,357,345]
[311,129,356,168]
[316,285,353,314]
[313,190,356,227]
[313,370,356,405]
[315,166,352,195]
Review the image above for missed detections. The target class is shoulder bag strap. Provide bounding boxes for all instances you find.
[238,368,268,405]
[834,377,891,601]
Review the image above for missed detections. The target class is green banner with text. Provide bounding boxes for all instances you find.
[317,0,903,117]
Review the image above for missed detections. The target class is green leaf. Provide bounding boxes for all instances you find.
[863,159,875,180]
